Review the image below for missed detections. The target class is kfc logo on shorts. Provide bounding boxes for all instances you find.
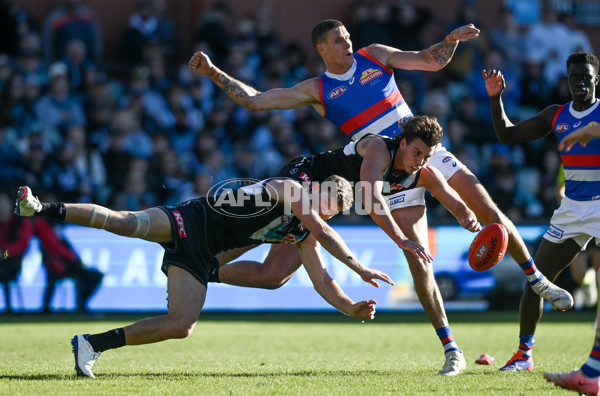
[172,211,187,238]
[327,86,347,99]
[556,123,569,133]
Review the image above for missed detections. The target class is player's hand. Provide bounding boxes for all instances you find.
[188,51,216,76]
[482,69,506,97]
[360,268,395,288]
[398,239,433,263]
[461,216,482,232]
[558,125,598,151]
[348,300,377,320]
[448,24,480,42]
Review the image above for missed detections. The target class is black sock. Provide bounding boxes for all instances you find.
[87,328,126,352]
[36,202,66,221]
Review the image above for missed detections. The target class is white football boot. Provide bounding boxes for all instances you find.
[438,350,466,376]
[532,278,574,311]
[14,186,42,216]
[71,334,100,378]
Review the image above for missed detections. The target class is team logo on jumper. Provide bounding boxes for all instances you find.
[327,85,347,99]
[206,178,279,219]
[556,123,569,133]
[389,183,406,191]
[172,211,187,238]
[360,68,383,85]
[545,225,564,239]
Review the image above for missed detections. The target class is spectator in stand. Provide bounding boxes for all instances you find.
[119,66,174,134]
[121,0,176,66]
[61,39,94,93]
[523,6,570,89]
[0,0,33,56]
[41,0,102,63]
[489,5,525,80]
[66,124,108,204]
[33,213,103,313]
[519,53,551,113]
[34,61,86,134]
[0,188,33,313]
[195,1,232,65]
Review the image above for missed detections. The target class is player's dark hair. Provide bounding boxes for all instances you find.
[311,19,344,50]
[567,51,599,76]
[397,115,443,147]
[322,175,354,211]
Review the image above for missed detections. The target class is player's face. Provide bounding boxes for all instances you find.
[320,26,353,67]
[568,63,599,103]
[400,138,435,174]
[317,191,340,220]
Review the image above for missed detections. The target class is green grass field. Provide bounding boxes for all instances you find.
[0,310,596,395]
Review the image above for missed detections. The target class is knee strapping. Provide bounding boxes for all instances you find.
[90,205,109,229]
[129,211,151,238]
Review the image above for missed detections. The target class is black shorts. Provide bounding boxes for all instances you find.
[158,200,219,287]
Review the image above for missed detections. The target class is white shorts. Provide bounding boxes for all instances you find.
[386,144,465,211]
[543,196,600,249]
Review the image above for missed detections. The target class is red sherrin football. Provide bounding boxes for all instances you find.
[468,223,509,272]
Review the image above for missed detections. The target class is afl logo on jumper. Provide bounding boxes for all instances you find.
[556,123,569,133]
[327,86,347,99]
[360,68,383,85]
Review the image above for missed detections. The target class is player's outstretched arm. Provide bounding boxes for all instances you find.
[558,124,600,151]
[266,179,393,285]
[188,51,319,111]
[418,166,481,232]
[358,138,433,262]
[298,234,377,320]
[376,24,479,72]
[482,69,556,144]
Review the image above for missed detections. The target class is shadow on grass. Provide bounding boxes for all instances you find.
[0,310,596,325]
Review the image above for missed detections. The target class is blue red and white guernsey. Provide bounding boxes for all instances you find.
[319,48,413,141]
[553,101,600,201]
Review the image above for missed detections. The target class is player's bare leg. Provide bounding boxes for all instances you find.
[71,266,206,378]
[392,206,446,328]
[15,185,172,244]
[65,205,173,243]
[392,205,466,376]
[216,243,302,289]
[123,266,206,344]
[448,169,573,311]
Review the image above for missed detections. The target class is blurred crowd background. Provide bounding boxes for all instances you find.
[0,0,598,225]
